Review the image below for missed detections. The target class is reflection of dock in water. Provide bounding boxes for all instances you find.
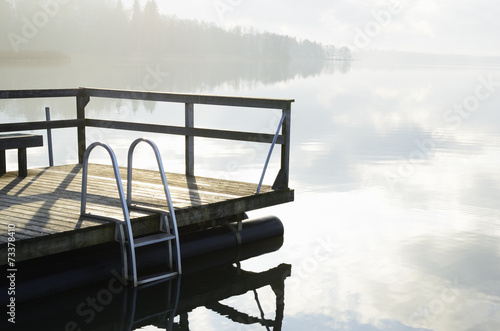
[152,263,290,330]
[4,262,291,330]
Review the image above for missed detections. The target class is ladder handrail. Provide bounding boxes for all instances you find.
[127,138,182,275]
[80,142,138,283]
[256,111,287,194]
[81,142,129,223]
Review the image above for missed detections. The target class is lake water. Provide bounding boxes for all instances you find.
[2,59,500,330]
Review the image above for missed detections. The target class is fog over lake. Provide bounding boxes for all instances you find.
[1,1,500,330]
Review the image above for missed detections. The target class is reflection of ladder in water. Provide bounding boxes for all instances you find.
[120,276,181,331]
[80,138,182,287]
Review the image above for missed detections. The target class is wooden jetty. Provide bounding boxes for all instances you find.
[0,88,294,263]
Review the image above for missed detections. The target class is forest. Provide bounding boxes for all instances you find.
[0,0,352,62]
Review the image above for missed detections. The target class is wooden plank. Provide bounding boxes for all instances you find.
[0,193,126,228]
[0,167,147,229]
[0,163,266,204]
[0,88,294,110]
[0,133,43,150]
[0,167,262,217]
[85,87,294,110]
[0,88,79,99]
[1,223,117,260]
[85,119,285,144]
[94,165,271,196]
[0,119,81,133]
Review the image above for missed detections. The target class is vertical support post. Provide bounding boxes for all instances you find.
[282,106,291,184]
[272,105,291,190]
[0,150,6,175]
[18,147,27,177]
[76,89,90,164]
[45,107,54,167]
[185,103,194,176]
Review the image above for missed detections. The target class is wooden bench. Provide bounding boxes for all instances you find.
[0,133,43,177]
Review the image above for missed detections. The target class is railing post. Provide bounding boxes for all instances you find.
[76,89,90,164]
[185,103,194,176]
[272,105,291,190]
[45,107,54,167]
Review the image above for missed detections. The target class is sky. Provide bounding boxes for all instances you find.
[131,0,500,56]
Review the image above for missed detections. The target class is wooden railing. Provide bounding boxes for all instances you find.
[0,88,293,189]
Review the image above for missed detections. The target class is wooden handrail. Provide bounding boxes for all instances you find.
[85,119,285,144]
[0,88,80,99]
[86,87,294,109]
[0,87,294,109]
[0,87,292,189]
[0,119,82,132]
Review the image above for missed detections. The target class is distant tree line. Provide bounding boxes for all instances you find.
[323,45,353,60]
[1,0,352,61]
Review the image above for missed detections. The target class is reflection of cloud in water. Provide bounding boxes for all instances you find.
[289,65,500,194]
[404,232,500,295]
[460,172,500,211]
[265,187,500,330]
[400,231,500,330]
[284,314,420,330]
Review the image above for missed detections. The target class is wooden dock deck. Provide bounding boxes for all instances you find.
[0,87,294,264]
[0,164,293,262]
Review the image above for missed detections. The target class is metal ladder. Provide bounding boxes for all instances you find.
[80,139,182,287]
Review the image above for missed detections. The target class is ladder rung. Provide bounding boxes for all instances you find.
[137,271,178,285]
[134,233,176,247]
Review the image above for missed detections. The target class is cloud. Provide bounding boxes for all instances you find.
[409,19,435,38]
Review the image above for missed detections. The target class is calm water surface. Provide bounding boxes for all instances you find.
[240,62,500,331]
[2,60,500,330]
